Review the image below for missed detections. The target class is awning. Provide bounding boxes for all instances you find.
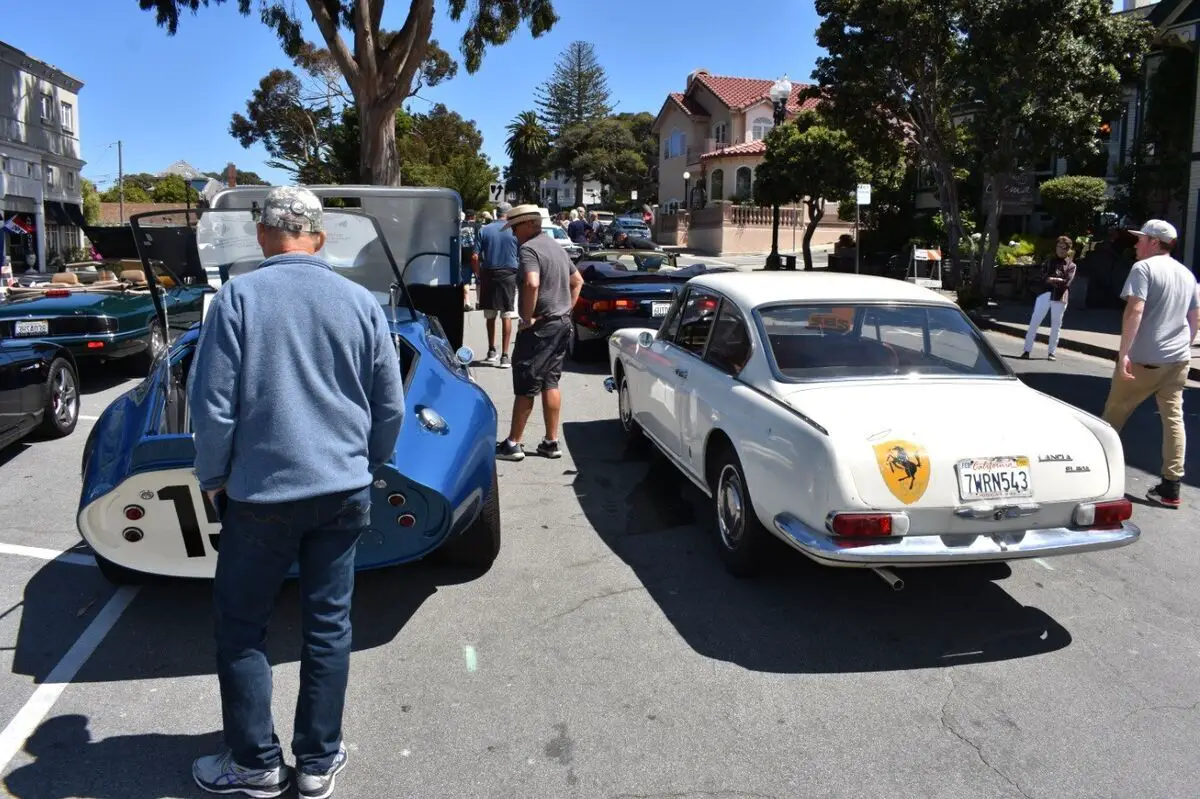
[3,195,36,215]
[44,201,70,226]
[63,202,87,228]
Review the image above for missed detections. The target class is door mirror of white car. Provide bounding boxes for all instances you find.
[637,331,654,348]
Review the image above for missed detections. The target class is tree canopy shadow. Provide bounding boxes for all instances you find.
[562,418,1072,675]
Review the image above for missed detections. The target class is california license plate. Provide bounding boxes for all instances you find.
[14,320,49,336]
[651,302,670,318]
[956,456,1032,501]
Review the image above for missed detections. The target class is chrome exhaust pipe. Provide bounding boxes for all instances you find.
[872,567,904,591]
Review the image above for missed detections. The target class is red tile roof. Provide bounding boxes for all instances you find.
[699,140,768,161]
[693,73,819,113]
[668,92,711,118]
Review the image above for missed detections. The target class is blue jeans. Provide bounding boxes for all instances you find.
[213,485,370,773]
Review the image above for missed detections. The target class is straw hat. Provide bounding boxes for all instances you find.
[503,204,542,230]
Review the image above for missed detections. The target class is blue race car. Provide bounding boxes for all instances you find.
[77,198,500,585]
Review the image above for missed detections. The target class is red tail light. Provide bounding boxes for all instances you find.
[397,513,416,528]
[124,505,145,521]
[829,513,895,537]
[45,289,70,297]
[1073,498,1132,529]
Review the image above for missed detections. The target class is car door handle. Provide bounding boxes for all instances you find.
[674,368,688,378]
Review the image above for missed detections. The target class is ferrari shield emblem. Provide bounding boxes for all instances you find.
[873,440,930,504]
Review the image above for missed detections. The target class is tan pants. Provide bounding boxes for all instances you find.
[1101,361,1189,480]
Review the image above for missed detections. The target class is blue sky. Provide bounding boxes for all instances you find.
[6,0,823,188]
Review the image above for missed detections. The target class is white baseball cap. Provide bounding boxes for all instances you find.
[1130,219,1177,245]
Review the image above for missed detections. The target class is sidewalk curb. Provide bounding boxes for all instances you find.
[975,314,1200,383]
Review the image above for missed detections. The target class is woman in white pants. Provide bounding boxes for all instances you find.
[1022,236,1078,360]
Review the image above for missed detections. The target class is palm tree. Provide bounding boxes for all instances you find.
[505,111,550,203]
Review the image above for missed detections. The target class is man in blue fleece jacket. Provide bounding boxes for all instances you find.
[188,186,405,799]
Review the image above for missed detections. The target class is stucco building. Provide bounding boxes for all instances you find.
[651,69,820,210]
[0,40,86,270]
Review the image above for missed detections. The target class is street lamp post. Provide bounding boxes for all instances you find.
[764,74,792,271]
[682,170,691,212]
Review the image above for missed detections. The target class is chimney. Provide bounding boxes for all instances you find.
[225,162,237,187]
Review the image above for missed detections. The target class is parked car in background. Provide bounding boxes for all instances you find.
[542,223,584,261]
[604,216,654,246]
[0,261,212,372]
[603,271,1139,588]
[0,337,80,449]
[77,203,502,585]
[569,250,731,360]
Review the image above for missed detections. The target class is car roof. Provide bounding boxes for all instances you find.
[687,271,958,309]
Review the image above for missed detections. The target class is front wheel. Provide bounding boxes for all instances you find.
[38,358,79,438]
[712,449,770,578]
[436,465,501,568]
[617,372,644,443]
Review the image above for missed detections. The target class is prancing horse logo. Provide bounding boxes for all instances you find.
[873,439,931,504]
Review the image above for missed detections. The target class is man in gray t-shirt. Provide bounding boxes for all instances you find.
[1102,219,1199,507]
[493,205,582,462]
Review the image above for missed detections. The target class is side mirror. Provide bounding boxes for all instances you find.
[637,331,654,348]
[455,346,474,365]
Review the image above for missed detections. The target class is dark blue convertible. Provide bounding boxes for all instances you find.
[77,195,500,584]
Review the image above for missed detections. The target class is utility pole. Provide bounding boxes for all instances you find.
[117,140,125,225]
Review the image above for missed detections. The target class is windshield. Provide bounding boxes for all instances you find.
[544,226,568,240]
[757,303,1008,380]
[194,209,407,307]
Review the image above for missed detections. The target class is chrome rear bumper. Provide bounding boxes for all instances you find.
[772,512,1140,566]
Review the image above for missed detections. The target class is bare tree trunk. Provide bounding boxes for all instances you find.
[931,155,967,289]
[803,197,825,271]
[574,176,584,208]
[359,101,400,185]
[977,173,1006,297]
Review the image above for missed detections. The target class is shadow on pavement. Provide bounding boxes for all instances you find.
[4,715,218,799]
[11,560,484,684]
[1016,371,1200,489]
[77,363,139,395]
[562,419,1072,674]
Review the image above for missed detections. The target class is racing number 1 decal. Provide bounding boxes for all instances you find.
[157,485,221,557]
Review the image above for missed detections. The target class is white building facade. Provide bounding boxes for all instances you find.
[0,40,86,270]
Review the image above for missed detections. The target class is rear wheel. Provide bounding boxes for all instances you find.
[711,448,770,578]
[130,318,166,374]
[38,358,79,438]
[437,465,501,568]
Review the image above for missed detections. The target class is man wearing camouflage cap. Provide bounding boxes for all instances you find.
[189,185,405,799]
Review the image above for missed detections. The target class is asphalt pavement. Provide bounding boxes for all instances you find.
[0,313,1196,798]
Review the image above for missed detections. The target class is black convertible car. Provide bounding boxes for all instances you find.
[0,336,80,451]
[568,251,733,360]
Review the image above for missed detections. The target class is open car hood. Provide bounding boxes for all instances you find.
[193,209,409,307]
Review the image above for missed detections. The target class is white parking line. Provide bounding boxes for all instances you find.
[1033,558,1056,571]
[0,543,95,568]
[0,586,140,773]
[78,415,99,422]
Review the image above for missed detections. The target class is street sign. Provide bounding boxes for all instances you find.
[856,183,872,205]
[630,190,638,201]
[489,183,504,203]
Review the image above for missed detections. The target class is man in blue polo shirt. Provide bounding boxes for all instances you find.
[477,202,520,367]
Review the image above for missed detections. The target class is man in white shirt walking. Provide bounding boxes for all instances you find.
[1101,220,1199,508]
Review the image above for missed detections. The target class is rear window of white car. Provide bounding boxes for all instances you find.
[757,303,1008,379]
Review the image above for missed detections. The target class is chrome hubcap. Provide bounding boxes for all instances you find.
[717,464,745,549]
[52,368,78,427]
[149,324,166,357]
[619,379,633,431]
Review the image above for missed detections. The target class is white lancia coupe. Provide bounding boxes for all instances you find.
[603,272,1140,589]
